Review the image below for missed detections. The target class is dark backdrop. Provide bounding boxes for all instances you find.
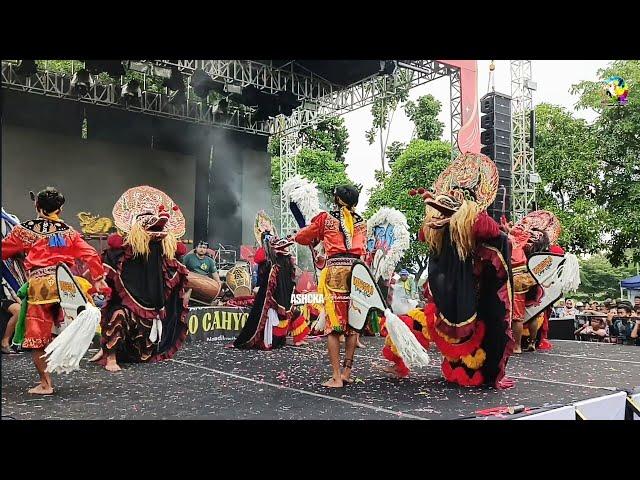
[1,90,270,251]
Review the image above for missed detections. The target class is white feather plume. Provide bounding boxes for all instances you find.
[311,309,326,333]
[43,305,102,374]
[282,175,321,223]
[366,208,410,280]
[384,308,430,368]
[559,253,581,294]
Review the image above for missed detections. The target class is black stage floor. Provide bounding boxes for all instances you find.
[2,338,639,420]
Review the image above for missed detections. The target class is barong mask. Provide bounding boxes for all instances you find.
[112,185,185,259]
[409,152,499,260]
[514,210,561,253]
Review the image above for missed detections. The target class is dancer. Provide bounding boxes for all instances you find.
[294,184,368,388]
[90,186,189,372]
[503,210,579,352]
[231,211,309,349]
[384,152,515,388]
[1,188,106,394]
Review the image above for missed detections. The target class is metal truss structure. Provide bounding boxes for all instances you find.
[276,115,304,259]
[2,59,463,252]
[0,62,270,135]
[510,60,536,222]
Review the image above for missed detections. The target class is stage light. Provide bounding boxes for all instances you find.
[254,92,280,121]
[191,68,225,98]
[276,90,301,116]
[302,100,319,111]
[168,89,186,106]
[15,60,38,76]
[379,60,398,76]
[84,60,126,77]
[70,69,95,96]
[163,67,185,91]
[216,98,228,113]
[126,60,151,74]
[213,100,232,123]
[153,65,172,79]
[121,79,142,105]
[225,84,243,96]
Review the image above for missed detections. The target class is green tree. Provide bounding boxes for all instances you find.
[271,148,355,201]
[365,70,411,174]
[573,254,637,302]
[403,94,445,141]
[268,116,349,162]
[533,103,606,255]
[385,141,405,166]
[365,139,451,280]
[570,60,640,267]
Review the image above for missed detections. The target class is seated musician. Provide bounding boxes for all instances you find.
[183,241,220,282]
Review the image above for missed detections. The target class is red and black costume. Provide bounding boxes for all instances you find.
[98,186,189,364]
[2,216,104,349]
[233,236,309,349]
[383,153,515,388]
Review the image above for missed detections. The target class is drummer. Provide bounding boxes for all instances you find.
[183,241,220,282]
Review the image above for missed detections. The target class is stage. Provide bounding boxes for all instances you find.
[2,338,639,420]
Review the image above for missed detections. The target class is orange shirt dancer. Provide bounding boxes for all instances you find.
[294,185,366,388]
[2,188,106,395]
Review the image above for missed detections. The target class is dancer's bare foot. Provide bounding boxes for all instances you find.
[340,372,354,384]
[378,365,402,377]
[105,355,122,372]
[496,377,516,390]
[356,340,365,348]
[322,377,344,388]
[294,341,308,346]
[28,384,54,395]
[88,349,104,362]
[513,347,522,354]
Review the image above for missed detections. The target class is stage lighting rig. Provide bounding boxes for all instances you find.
[276,90,301,116]
[191,69,225,99]
[15,60,38,77]
[168,89,187,106]
[379,60,398,76]
[70,69,95,96]
[121,79,142,105]
[84,60,126,77]
[163,66,185,92]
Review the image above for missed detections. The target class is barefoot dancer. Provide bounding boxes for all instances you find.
[294,185,367,388]
[386,153,516,388]
[1,188,106,394]
[93,186,190,372]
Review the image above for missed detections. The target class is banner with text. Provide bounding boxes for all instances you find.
[187,306,250,342]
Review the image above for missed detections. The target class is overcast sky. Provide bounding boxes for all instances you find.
[342,60,611,206]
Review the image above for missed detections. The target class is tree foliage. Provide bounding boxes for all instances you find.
[533,103,606,255]
[365,139,451,279]
[268,117,349,162]
[385,141,406,166]
[365,71,412,171]
[569,60,640,266]
[271,148,356,203]
[572,254,637,302]
[403,94,445,142]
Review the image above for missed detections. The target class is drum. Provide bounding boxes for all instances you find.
[187,272,221,304]
[226,264,252,297]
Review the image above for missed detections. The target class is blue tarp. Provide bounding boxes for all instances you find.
[621,275,640,290]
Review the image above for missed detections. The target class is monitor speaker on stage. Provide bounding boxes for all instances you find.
[480,92,513,222]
